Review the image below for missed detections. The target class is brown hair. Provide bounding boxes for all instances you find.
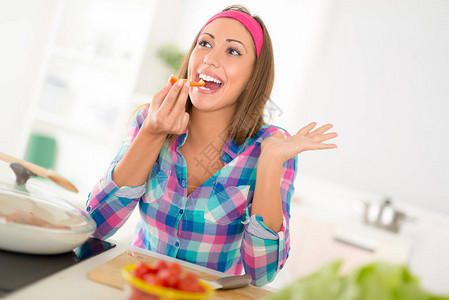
[134,5,274,146]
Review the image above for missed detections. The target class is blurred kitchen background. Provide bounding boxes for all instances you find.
[1,0,448,294]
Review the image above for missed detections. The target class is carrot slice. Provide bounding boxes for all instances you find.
[169,76,178,85]
[169,76,205,87]
[189,79,205,87]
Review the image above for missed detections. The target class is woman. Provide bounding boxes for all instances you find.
[87,5,337,286]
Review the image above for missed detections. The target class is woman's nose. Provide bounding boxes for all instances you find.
[202,52,219,68]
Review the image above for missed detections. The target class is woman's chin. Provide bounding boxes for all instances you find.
[189,90,237,113]
[189,94,217,111]
[190,100,215,111]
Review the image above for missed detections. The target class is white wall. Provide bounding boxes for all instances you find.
[295,0,449,213]
[134,0,186,97]
[173,0,449,214]
[0,0,59,156]
[1,0,448,214]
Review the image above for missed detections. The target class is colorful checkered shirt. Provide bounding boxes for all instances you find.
[86,106,297,286]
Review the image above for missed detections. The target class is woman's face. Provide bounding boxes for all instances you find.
[188,18,256,112]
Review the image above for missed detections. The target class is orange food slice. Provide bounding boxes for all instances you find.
[170,76,205,87]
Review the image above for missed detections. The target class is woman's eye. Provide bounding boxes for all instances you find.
[227,47,242,56]
[198,40,211,48]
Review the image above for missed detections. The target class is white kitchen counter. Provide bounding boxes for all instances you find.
[2,240,244,300]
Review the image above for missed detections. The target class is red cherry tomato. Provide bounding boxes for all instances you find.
[152,260,168,272]
[177,272,200,292]
[133,262,150,279]
[143,273,157,284]
[196,285,206,293]
[177,280,196,292]
[136,261,150,273]
[131,260,206,295]
[184,272,198,282]
[169,262,182,273]
[157,268,179,288]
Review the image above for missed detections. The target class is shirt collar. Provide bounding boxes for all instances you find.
[176,128,189,148]
[175,126,263,162]
[221,137,242,161]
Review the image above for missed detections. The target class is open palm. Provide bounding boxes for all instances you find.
[261,123,338,164]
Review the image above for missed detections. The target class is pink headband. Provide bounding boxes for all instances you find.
[201,11,264,58]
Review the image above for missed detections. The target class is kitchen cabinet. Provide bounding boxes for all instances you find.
[285,211,411,280]
[266,199,412,290]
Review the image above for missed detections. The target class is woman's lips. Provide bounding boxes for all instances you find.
[195,72,224,94]
[202,80,222,90]
[196,85,221,94]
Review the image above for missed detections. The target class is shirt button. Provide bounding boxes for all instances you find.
[179,209,184,215]
[279,264,283,270]
[175,241,180,247]
[86,206,91,212]
[181,180,186,188]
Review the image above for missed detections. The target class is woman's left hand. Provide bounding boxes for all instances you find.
[261,123,338,165]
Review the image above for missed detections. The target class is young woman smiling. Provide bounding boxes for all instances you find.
[87,5,338,286]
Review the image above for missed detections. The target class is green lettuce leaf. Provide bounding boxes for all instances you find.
[264,261,449,300]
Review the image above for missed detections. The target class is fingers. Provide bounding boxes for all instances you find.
[297,122,317,135]
[152,75,176,108]
[166,80,189,134]
[296,122,338,151]
[169,81,190,119]
[146,76,190,135]
[172,112,189,134]
[159,77,186,114]
[317,132,338,142]
[317,143,338,150]
[309,123,334,137]
[180,112,189,133]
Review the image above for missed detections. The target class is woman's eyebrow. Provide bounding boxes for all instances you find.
[203,32,215,39]
[226,39,247,53]
[202,32,248,53]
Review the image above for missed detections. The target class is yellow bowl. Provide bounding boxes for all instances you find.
[122,264,215,300]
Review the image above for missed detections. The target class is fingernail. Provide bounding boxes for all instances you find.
[178,79,184,86]
[185,81,190,88]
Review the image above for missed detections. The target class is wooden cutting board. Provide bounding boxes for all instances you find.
[87,251,273,300]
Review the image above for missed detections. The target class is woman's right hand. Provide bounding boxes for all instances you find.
[140,76,190,136]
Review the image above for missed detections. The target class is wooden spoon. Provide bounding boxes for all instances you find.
[0,152,78,193]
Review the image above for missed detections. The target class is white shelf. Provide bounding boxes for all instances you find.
[24,0,156,148]
[33,110,116,143]
[20,0,158,206]
[51,45,135,76]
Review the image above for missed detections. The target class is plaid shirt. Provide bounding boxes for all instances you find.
[86,107,297,286]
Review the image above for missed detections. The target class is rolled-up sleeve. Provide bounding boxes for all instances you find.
[241,154,297,286]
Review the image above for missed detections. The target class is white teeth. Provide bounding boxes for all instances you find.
[198,73,223,85]
[199,86,210,90]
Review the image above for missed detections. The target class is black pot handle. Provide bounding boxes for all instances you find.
[9,162,37,185]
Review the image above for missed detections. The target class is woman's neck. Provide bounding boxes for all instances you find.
[187,106,234,150]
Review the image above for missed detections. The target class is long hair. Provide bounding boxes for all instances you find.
[135,5,275,146]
